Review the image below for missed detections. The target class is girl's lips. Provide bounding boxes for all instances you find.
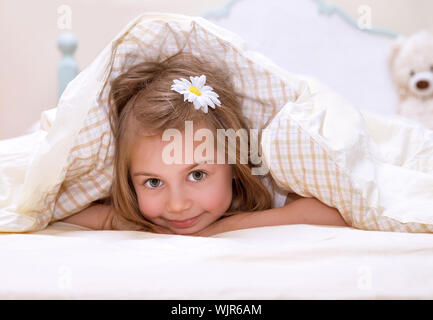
[168,214,202,228]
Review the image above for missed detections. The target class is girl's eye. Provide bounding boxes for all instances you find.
[188,170,207,182]
[410,70,415,77]
[144,178,163,189]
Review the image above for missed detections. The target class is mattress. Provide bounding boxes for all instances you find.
[1,222,432,299]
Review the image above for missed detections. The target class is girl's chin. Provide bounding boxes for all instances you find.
[168,223,204,235]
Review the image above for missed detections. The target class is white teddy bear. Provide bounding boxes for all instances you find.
[389,30,433,129]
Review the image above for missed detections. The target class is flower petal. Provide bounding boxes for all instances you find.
[206,91,219,100]
[187,93,196,102]
[211,95,221,106]
[190,76,199,87]
[196,75,206,88]
[193,99,202,110]
[203,96,215,109]
[180,78,191,85]
[171,84,185,93]
[190,75,206,89]
[201,85,214,92]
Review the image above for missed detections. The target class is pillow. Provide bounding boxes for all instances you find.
[2,13,433,233]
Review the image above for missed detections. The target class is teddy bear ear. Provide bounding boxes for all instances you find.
[388,35,406,70]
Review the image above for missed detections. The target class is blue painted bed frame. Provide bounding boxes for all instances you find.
[57,0,398,98]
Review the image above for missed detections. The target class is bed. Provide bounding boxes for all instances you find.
[2,0,433,300]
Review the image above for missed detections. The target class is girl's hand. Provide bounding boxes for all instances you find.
[190,198,348,236]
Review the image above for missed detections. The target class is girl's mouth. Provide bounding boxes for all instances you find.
[167,213,202,228]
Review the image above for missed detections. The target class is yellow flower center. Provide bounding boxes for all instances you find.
[189,86,202,96]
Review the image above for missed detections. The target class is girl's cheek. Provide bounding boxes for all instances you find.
[199,181,232,212]
[137,192,164,219]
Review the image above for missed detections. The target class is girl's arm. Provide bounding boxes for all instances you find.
[60,204,115,230]
[193,197,348,237]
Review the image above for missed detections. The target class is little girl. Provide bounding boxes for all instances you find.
[62,52,347,236]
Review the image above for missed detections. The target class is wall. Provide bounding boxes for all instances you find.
[332,0,433,36]
[1,0,432,140]
[0,0,226,140]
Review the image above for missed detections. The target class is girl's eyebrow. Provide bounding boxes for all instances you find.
[132,161,211,177]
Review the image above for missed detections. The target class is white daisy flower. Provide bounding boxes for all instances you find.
[170,75,221,113]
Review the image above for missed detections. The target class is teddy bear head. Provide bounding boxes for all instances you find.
[389,30,433,100]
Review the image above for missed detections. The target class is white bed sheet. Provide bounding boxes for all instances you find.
[1,222,432,299]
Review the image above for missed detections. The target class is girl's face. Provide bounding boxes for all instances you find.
[129,124,234,235]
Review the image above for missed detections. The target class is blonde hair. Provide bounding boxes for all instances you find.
[103,51,274,231]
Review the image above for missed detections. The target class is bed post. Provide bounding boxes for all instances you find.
[57,32,78,98]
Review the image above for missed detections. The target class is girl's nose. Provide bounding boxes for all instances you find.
[166,188,192,214]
